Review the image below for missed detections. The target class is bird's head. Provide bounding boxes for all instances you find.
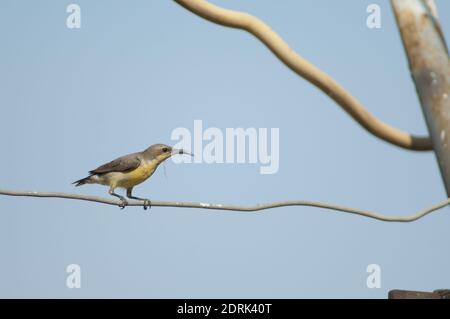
[144,143,193,163]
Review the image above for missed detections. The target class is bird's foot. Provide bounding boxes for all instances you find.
[118,197,128,210]
[142,199,152,210]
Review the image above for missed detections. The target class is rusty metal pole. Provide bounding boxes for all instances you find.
[391,0,450,196]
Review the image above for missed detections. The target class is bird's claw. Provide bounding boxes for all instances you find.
[119,198,128,210]
[143,199,151,210]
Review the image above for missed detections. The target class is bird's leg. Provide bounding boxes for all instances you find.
[109,188,128,209]
[126,188,151,210]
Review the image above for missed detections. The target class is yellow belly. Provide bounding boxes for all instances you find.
[108,162,157,189]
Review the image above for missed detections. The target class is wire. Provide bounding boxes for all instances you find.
[0,188,448,222]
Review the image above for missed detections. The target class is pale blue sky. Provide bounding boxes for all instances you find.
[0,0,449,298]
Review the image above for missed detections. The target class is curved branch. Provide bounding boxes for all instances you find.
[174,0,432,151]
[1,189,448,222]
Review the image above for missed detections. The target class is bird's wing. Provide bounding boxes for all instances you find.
[89,153,142,175]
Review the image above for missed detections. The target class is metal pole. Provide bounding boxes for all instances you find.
[392,0,450,196]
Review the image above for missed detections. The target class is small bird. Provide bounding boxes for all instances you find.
[73,144,192,209]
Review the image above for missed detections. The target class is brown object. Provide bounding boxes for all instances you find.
[389,289,450,299]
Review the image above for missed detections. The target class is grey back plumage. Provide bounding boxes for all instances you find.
[89,152,142,175]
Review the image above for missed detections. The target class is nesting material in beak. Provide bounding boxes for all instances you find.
[172,149,194,156]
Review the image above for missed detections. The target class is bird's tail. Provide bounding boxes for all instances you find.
[72,176,92,187]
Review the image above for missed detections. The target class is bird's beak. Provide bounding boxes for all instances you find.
[172,149,194,156]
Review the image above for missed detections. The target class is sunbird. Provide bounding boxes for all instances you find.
[73,144,192,209]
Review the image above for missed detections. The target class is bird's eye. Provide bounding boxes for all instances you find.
[162,147,168,152]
